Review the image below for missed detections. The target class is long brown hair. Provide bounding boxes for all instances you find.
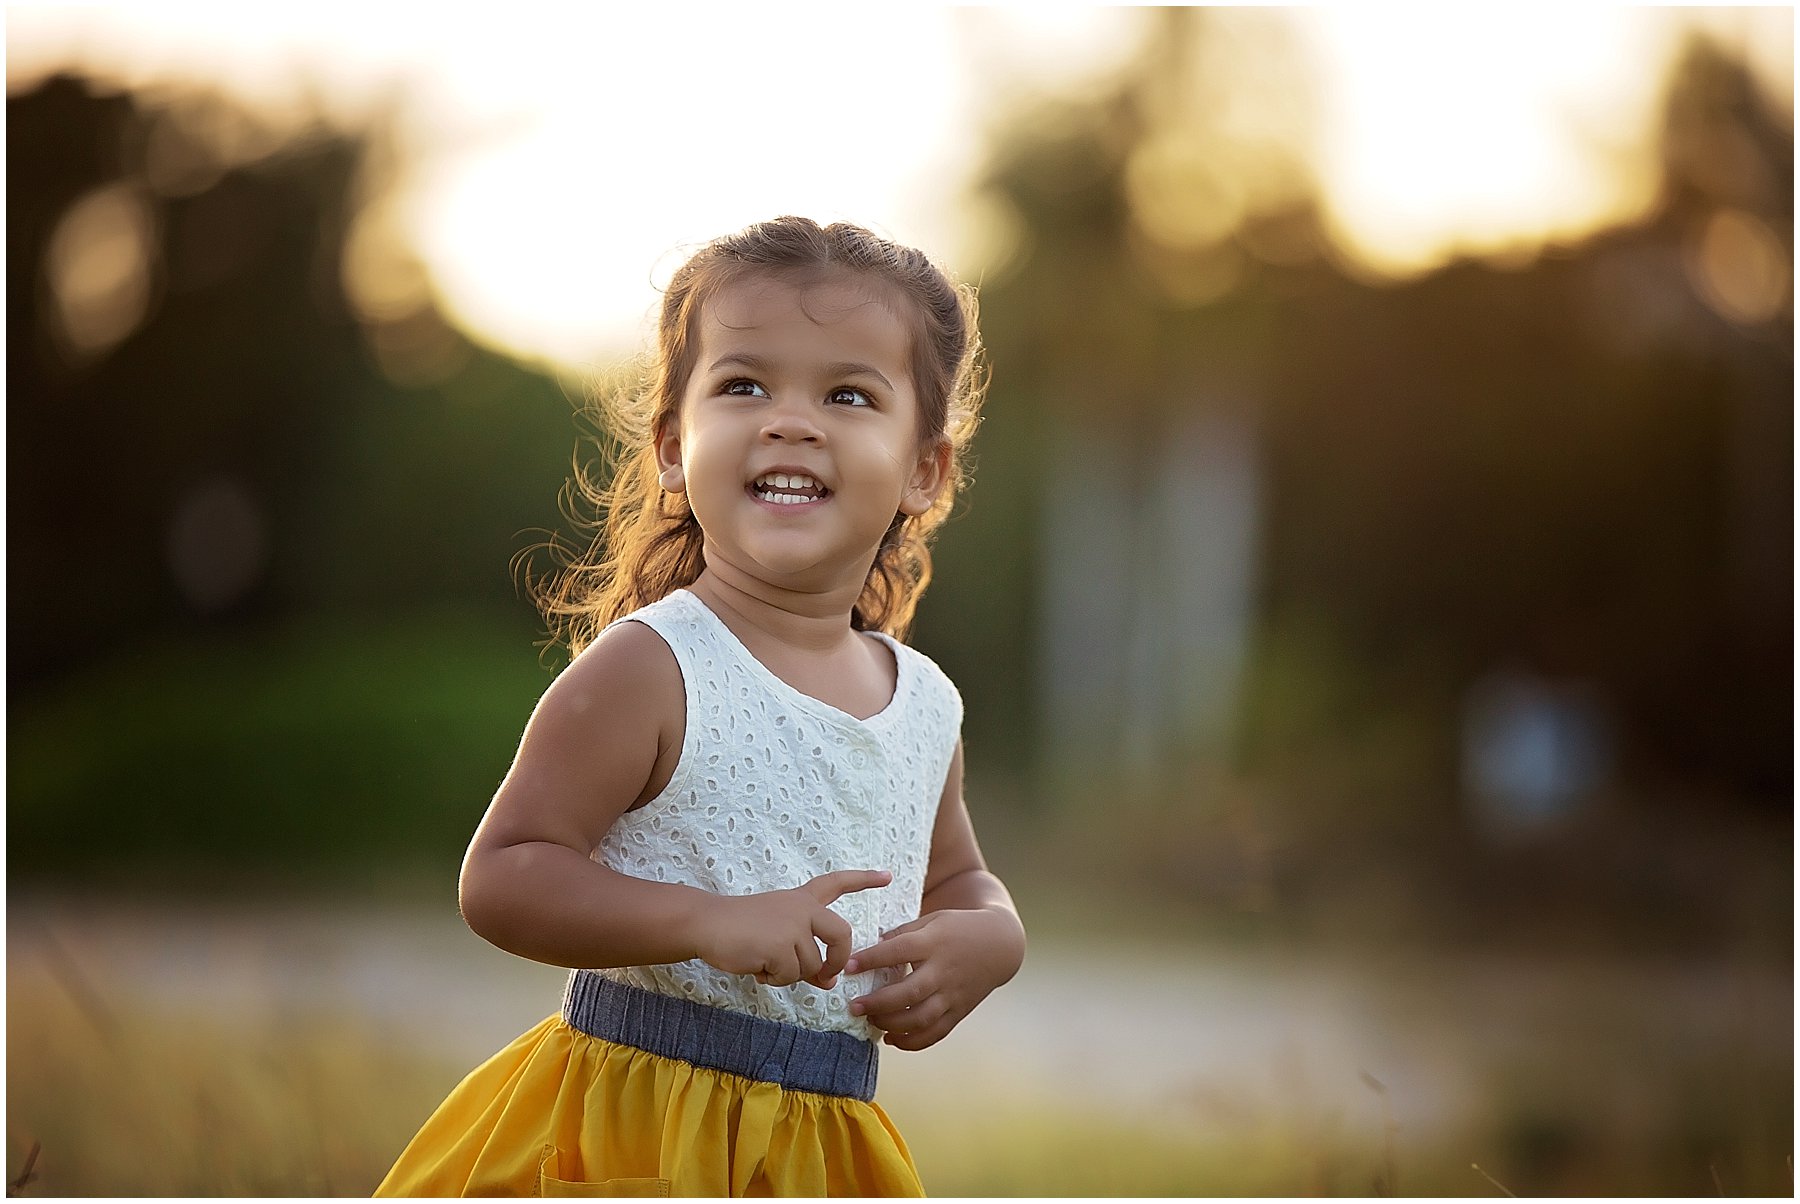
[529,217,986,655]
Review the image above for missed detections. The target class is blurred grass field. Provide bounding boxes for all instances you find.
[10,966,1309,1197]
[7,893,1790,1198]
[0,973,1531,1197]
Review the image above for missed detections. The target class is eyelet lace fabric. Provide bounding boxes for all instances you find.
[589,590,962,1041]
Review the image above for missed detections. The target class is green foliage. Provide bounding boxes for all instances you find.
[293,355,579,614]
[7,74,579,691]
[8,610,554,879]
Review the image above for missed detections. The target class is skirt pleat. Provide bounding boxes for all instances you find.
[374,1015,923,1197]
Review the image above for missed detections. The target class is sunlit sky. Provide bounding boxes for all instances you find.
[7,5,1792,371]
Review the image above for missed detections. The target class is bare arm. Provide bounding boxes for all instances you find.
[457,620,710,968]
[915,739,1026,924]
[846,739,1028,1048]
[459,622,882,985]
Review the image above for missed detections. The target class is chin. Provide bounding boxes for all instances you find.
[707,540,823,584]
[750,555,837,586]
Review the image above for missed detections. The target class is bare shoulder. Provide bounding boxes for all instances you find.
[551,618,683,720]
[489,619,686,847]
[530,620,684,772]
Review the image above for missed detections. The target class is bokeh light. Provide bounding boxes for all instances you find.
[10,6,1790,365]
[44,182,157,361]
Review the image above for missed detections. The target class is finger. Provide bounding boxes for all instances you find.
[865,995,950,1035]
[762,952,801,988]
[802,868,892,905]
[795,939,824,985]
[875,915,930,942]
[850,971,931,1020]
[845,932,923,975]
[811,910,854,985]
[884,1017,956,1051]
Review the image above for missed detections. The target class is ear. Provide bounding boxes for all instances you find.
[898,438,952,517]
[654,421,686,493]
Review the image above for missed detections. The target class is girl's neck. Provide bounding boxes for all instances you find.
[685,564,864,655]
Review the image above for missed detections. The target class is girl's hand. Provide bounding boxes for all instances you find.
[843,906,1026,1050]
[693,869,892,990]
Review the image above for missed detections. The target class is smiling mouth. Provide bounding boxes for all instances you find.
[749,472,831,506]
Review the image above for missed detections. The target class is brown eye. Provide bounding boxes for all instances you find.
[723,379,768,398]
[827,387,873,407]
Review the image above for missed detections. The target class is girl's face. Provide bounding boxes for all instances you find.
[656,272,948,595]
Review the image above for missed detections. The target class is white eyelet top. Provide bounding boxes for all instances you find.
[591,589,963,1041]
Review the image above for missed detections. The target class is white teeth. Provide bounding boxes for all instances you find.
[753,480,822,504]
[755,472,818,490]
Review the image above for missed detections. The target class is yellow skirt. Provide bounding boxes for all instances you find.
[374,1015,924,1197]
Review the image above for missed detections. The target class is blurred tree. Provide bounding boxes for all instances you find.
[7,74,576,877]
[926,9,1322,786]
[6,24,1788,882]
[1253,35,1792,811]
[9,75,370,681]
[944,15,1790,832]
[7,74,576,690]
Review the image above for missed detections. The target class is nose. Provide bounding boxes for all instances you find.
[759,395,824,444]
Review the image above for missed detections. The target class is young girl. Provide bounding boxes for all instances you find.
[375,217,1025,1197]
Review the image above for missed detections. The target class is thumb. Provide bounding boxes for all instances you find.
[802,868,892,904]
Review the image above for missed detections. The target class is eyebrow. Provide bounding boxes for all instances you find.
[706,352,895,392]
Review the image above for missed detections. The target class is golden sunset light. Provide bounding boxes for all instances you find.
[8,6,1788,368]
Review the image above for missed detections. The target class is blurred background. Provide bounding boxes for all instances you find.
[6,5,1792,1196]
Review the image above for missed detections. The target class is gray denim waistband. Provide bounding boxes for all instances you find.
[560,971,879,1102]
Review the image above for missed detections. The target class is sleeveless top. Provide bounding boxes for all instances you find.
[590,589,963,1042]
